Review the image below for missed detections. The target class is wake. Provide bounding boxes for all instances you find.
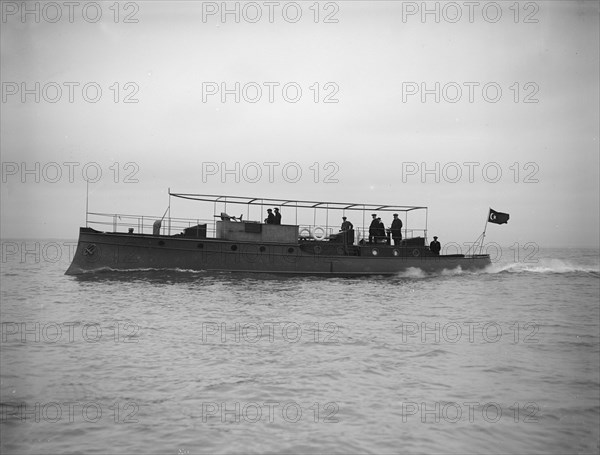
[393,259,599,279]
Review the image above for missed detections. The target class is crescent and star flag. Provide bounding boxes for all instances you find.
[488,208,510,225]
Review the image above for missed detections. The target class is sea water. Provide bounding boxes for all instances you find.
[1,242,598,454]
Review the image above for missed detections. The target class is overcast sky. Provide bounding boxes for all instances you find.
[1,0,599,248]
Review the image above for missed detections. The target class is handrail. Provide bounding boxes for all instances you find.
[86,212,216,236]
[86,212,427,244]
[86,211,203,222]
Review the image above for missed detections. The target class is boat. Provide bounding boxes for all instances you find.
[65,192,491,276]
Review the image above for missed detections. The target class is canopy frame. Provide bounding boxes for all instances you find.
[168,192,429,242]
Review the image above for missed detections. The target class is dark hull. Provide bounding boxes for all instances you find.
[66,228,491,276]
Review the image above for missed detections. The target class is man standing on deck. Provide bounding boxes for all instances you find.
[390,213,403,246]
[341,216,354,245]
[265,209,275,224]
[369,214,378,244]
[430,236,441,255]
[341,216,353,231]
[274,208,281,225]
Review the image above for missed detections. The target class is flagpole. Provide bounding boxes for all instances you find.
[478,208,490,255]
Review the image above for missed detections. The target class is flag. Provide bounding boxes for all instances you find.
[488,208,509,224]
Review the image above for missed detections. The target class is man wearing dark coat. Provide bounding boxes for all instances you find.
[390,213,403,246]
[340,216,354,245]
[368,214,378,244]
[273,208,281,225]
[341,216,353,231]
[430,236,441,255]
[265,209,275,224]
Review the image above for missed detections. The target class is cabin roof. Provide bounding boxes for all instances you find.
[169,192,427,212]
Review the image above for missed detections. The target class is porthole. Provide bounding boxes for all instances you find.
[288,247,295,254]
[372,248,379,256]
[158,240,165,246]
[314,246,322,254]
[393,249,399,257]
[231,245,238,251]
[259,246,266,252]
[197,243,204,249]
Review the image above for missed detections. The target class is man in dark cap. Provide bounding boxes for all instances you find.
[390,213,403,246]
[341,216,353,231]
[265,209,275,224]
[369,214,378,244]
[430,236,441,255]
[340,216,354,244]
[273,208,281,225]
